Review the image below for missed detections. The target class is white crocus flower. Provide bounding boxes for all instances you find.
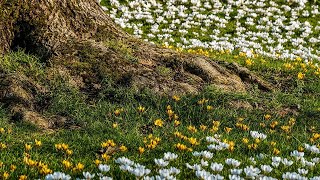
[192,151,201,157]
[260,165,273,173]
[201,159,209,167]
[305,160,316,167]
[159,168,171,177]
[282,172,307,180]
[210,162,224,172]
[272,156,281,163]
[98,164,110,172]
[130,166,151,177]
[45,172,71,180]
[83,172,95,179]
[282,158,294,166]
[169,167,180,175]
[257,153,267,160]
[244,166,261,178]
[225,158,241,167]
[202,151,213,159]
[154,159,169,167]
[298,168,308,175]
[249,157,256,165]
[195,170,211,179]
[119,164,133,172]
[230,168,243,175]
[163,152,178,161]
[229,174,243,180]
[99,176,113,180]
[290,150,304,159]
[250,131,267,140]
[304,144,320,154]
[158,167,180,178]
[186,163,201,171]
[311,157,320,163]
[115,157,135,166]
[259,176,278,180]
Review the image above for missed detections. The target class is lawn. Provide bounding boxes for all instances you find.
[0,0,319,179]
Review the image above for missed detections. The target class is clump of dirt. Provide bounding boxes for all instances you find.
[51,40,274,96]
[0,73,73,130]
[229,100,253,110]
[277,105,300,117]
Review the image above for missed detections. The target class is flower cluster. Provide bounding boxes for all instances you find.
[143,134,161,149]
[100,0,320,63]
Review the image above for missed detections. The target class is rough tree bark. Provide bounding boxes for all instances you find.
[0,0,272,128]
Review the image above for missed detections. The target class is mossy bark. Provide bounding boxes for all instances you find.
[0,0,124,55]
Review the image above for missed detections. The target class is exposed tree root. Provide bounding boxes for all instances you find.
[0,0,274,129]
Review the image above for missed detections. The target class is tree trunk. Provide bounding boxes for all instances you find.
[0,0,272,128]
[0,0,125,54]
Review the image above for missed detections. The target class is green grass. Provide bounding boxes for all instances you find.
[0,51,319,178]
[0,50,44,79]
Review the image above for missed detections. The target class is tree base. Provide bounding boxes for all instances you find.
[0,0,273,128]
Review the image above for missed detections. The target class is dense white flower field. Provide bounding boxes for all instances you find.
[99,0,320,62]
[45,136,320,179]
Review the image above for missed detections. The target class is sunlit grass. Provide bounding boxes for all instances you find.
[0,62,319,178]
[0,0,319,178]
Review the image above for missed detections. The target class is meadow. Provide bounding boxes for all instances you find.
[0,0,319,179]
[100,0,320,61]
